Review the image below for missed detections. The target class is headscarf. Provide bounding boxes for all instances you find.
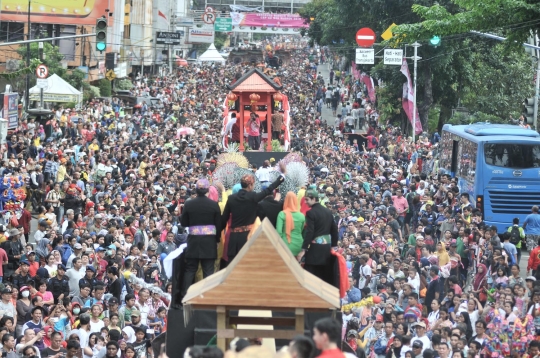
[208,186,219,202]
[122,326,136,343]
[42,326,53,347]
[282,192,298,243]
[36,238,50,260]
[473,263,488,291]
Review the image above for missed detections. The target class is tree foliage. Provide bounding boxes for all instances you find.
[17,42,66,78]
[300,0,536,132]
[390,0,540,48]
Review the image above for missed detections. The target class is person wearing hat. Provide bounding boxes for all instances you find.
[67,243,83,269]
[411,340,423,358]
[180,178,222,297]
[411,321,431,352]
[47,264,70,303]
[79,265,98,291]
[0,287,15,324]
[1,228,24,278]
[296,188,338,285]
[12,260,33,289]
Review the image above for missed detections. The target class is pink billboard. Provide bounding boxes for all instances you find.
[230,12,308,28]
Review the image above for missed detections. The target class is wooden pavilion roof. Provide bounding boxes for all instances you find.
[227,68,282,93]
[182,219,340,310]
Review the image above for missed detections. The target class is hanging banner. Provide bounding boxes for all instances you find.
[400,59,423,135]
[230,12,308,28]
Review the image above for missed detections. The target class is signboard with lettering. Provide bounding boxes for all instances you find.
[2,93,18,129]
[355,48,374,64]
[383,49,403,65]
[156,32,182,45]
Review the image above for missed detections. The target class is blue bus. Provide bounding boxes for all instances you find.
[440,123,540,232]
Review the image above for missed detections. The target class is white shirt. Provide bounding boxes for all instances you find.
[34,230,46,243]
[89,319,105,333]
[135,301,150,325]
[427,310,439,328]
[65,266,85,297]
[358,265,372,289]
[255,166,272,183]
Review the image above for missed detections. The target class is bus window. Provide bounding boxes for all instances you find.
[484,144,540,168]
[459,139,478,182]
[440,131,453,171]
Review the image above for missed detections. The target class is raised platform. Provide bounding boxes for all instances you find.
[243,151,289,168]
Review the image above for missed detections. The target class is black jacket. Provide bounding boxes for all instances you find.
[302,203,339,266]
[222,175,284,230]
[181,195,222,259]
[47,275,70,302]
[256,197,284,227]
[12,273,32,289]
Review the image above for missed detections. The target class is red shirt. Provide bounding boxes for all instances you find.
[317,348,344,358]
[0,248,7,277]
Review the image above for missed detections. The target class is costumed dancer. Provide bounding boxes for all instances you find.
[221,164,286,263]
[180,179,222,297]
[296,188,339,285]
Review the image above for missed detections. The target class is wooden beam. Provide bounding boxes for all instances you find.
[295,308,304,334]
[228,316,296,326]
[216,306,227,352]
[217,329,298,340]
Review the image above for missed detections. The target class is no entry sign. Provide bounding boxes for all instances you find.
[356,27,376,48]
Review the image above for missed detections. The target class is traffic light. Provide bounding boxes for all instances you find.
[524,97,535,123]
[96,16,107,52]
[430,36,441,47]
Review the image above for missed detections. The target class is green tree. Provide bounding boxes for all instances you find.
[64,69,90,92]
[17,42,66,78]
[98,79,112,97]
[390,0,540,47]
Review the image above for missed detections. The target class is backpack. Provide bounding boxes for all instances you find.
[61,244,73,265]
[509,226,521,245]
[373,338,387,355]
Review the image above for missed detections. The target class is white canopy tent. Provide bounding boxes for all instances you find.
[197,44,226,64]
[29,74,83,103]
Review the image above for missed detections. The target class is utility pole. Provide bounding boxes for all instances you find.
[25,0,31,111]
[412,41,421,142]
[39,41,44,109]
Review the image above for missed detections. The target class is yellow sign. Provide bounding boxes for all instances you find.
[381,23,397,41]
[106,70,116,81]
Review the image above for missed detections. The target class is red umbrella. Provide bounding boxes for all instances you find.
[176,56,188,67]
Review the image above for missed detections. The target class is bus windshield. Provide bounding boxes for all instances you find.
[484,143,540,168]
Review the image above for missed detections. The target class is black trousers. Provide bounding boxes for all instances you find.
[182,258,215,297]
[304,264,333,285]
[272,131,281,140]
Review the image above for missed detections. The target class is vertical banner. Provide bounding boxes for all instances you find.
[352,61,376,104]
[3,94,19,129]
[400,59,422,135]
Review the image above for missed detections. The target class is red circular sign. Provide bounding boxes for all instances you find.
[356,27,376,47]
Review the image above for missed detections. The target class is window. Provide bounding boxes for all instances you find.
[440,130,453,172]
[0,22,25,42]
[484,144,540,168]
[458,139,477,182]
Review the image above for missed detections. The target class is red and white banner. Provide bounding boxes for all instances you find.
[351,61,376,104]
[230,12,308,28]
[400,59,422,135]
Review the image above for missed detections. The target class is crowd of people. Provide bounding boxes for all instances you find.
[0,40,538,358]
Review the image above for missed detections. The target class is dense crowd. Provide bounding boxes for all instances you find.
[0,41,538,358]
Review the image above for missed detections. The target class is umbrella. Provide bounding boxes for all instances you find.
[177,127,195,137]
[176,56,188,67]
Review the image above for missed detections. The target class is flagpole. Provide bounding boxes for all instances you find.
[412,42,421,143]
